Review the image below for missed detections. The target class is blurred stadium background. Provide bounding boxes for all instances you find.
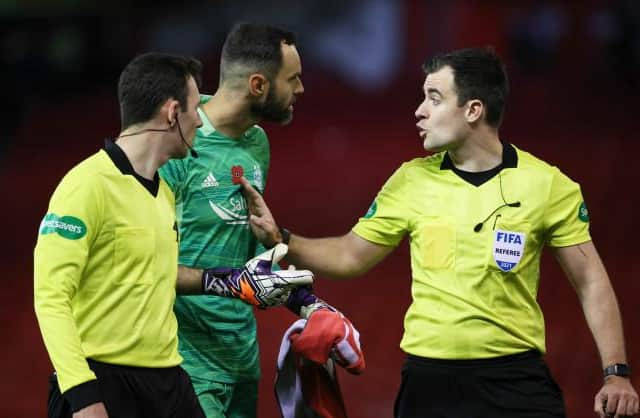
[1,0,639,417]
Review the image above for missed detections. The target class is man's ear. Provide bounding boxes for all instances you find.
[466,99,484,124]
[162,99,180,126]
[248,73,269,98]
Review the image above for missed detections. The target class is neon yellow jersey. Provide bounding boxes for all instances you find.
[34,147,181,394]
[352,144,591,359]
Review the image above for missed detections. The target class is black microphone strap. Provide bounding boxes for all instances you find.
[116,127,170,139]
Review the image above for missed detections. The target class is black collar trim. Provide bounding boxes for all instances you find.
[440,142,518,171]
[104,139,159,197]
[439,143,518,187]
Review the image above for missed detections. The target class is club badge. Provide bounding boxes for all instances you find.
[231,165,244,184]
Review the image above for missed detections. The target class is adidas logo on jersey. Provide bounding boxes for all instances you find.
[202,172,219,188]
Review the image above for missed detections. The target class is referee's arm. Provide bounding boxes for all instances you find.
[286,231,394,279]
[173,232,393,291]
[553,241,639,417]
[34,181,103,414]
[238,176,396,278]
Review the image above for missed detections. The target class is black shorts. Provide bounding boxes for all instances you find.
[48,360,204,418]
[394,350,566,418]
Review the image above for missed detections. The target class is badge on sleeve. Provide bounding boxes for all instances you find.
[252,164,264,191]
[363,201,377,219]
[493,229,526,272]
[578,201,589,222]
[39,213,87,240]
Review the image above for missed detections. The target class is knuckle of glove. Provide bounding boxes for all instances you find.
[260,289,290,307]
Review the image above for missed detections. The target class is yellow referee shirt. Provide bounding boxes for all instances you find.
[353,144,591,359]
[34,142,181,395]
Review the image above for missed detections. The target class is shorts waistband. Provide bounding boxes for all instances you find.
[406,350,542,369]
[87,358,182,374]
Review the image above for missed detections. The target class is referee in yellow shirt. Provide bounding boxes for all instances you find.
[35,53,206,418]
[241,48,639,418]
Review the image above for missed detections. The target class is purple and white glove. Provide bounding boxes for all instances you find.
[285,285,337,319]
[202,244,314,308]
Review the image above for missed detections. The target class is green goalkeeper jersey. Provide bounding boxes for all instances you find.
[159,95,269,383]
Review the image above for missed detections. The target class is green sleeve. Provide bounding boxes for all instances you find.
[250,128,274,263]
[159,158,187,194]
[257,127,270,186]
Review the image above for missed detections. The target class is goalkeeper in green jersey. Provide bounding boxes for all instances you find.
[159,23,305,418]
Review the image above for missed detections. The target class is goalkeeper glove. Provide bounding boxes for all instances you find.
[202,244,314,308]
[285,285,337,319]
[290,309,366,374]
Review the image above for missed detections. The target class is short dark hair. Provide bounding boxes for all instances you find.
[423,47,509,127]
[118,52,202,130]
[220,23,296,85]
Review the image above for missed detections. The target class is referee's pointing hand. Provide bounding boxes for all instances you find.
[240,176,282,248]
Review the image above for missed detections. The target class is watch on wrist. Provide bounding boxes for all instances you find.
[603,363,631,379]
[279,227,290,245]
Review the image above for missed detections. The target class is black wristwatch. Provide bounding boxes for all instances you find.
[279,227,291,245]
[603,363,631,379]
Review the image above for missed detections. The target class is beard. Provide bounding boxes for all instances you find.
[251,87,293,124]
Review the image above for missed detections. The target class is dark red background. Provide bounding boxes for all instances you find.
[2,1,639,416]
[2,82,638,417]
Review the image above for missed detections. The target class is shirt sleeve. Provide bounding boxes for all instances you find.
[159,158,187,195]
[251,130,273,263]
[352,163,410,247]
[247,125,270,193]
[543,168,592,247]
[34,173,103,407]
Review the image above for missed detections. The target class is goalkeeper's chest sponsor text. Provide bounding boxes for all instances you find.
[208,199,249,225]
[39,213,87,239]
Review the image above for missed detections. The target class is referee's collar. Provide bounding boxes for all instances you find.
[440,142,518,170]
[104,139,160,196]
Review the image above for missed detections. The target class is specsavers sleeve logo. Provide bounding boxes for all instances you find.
[39,214,87,240]
[364,201,377,219]
[578,202,589,222]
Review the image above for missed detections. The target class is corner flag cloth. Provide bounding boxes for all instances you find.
[275,310,365,418]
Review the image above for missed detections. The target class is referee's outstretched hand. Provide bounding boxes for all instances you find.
[73,402,109,418]
[595,376,639,418]
[239,176,282,248]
